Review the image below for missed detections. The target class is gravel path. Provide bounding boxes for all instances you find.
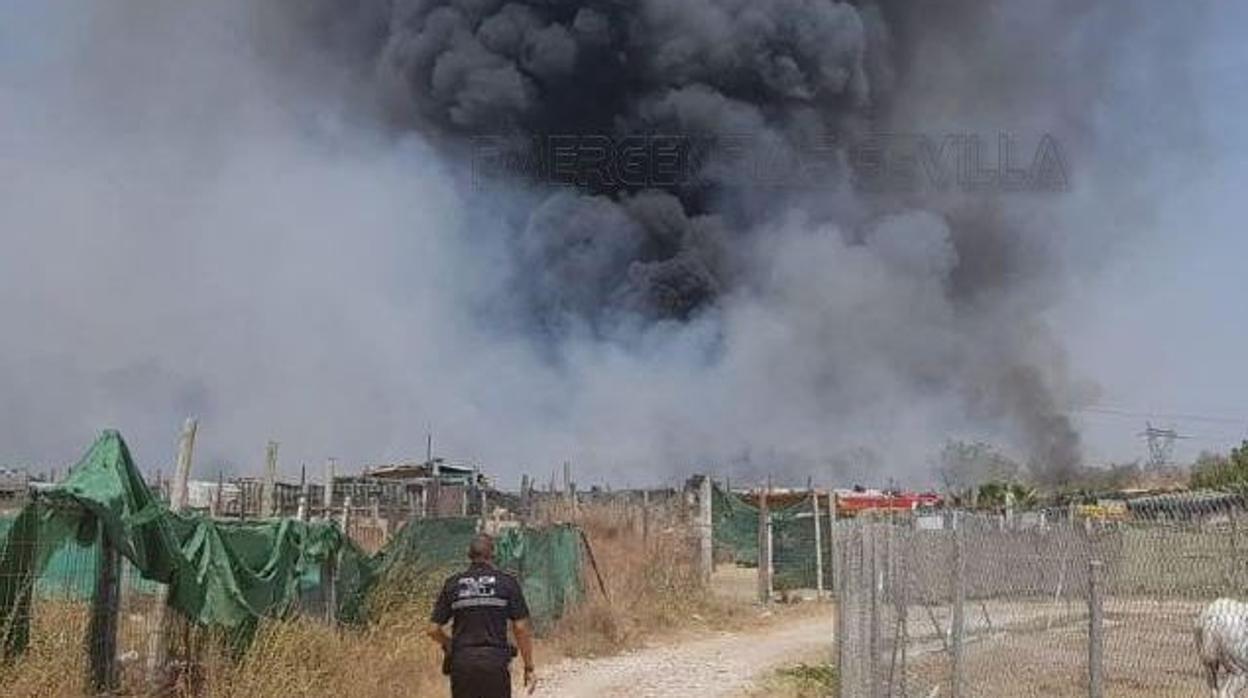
[533,612,833,697]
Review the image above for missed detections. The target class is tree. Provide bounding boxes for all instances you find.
[977,481,1038,510]
[933,440,1022,494]
[1190,442,1248,490]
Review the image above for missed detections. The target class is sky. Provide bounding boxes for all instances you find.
[1060,8,1248,465]
[1,2,1246,485]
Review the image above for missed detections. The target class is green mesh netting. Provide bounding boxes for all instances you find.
[361,518,583,631]
[0,432,364,656]
[772,505,833,590]
[0,432,585,659]
[713,484,760,566]
[495,524,583,632]
[711,484,832,591]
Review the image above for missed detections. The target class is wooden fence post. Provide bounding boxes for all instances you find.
[88,520,121,693]
[835,522,853,698]
[323,551,338,625]
[642,490,651,545]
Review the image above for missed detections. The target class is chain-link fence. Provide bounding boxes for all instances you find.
[836,504,1248,697]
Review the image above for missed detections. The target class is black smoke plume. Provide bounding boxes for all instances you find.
[305,0,1100,479]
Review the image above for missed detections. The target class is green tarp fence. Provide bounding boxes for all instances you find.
[0,431,364,656]
[495,523,583,632]
[711,484,833,591]
[357,516,584,632]
[0,431,585,659]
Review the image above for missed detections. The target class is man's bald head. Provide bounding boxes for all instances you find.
[468,533,494,563]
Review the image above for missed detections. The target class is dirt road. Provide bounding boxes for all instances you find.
[533,611,832,697]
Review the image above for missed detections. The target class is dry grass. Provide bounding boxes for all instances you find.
[195,552,454,698]
[745,662,838,698]
[196,609,444,698]
[0,507,751,696]
[0,602,91,697]
[543,505,750,658]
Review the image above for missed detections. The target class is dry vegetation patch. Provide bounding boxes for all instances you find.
[2,506,756,697]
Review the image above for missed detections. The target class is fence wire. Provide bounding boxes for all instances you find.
[836,506,1248,697]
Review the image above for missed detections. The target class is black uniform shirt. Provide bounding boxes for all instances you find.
[431,562,531,660]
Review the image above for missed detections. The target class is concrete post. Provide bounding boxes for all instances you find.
[300,465,310,519]
[212,469,224,518]
[1088,559,1105,698]
[699,476,713,586]
[813,486,825,599]
[758,484,772,604]
[868,523,882,698]
[836,525,851,698]
[323,458,335,517]
[950,511,965,698]
[828,492,839,593]
[147,417,195,689]
[169,418,197,512]
[264,441,279,517]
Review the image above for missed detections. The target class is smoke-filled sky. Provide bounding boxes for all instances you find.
[1,1,1244,486]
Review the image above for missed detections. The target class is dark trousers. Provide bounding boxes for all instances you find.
[450,657,511,698]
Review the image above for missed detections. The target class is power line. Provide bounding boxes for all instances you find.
[1075,405,1248,426]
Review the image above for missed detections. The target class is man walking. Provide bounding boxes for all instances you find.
[428,533,536,697]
